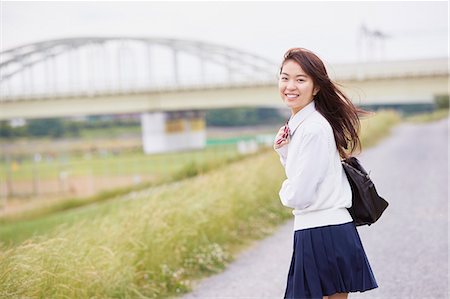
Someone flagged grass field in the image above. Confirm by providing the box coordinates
[0,148,289,298]
[0,109,403,298]
[0,134,268,211]
[1,143,238,181]
[403,108,449,123]
[0,144,240,210]
[0,149,259,245]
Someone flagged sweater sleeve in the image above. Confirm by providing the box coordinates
[279,131,329,209]
[274,144,288,167]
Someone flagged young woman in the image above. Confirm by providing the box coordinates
[273,48,378,299]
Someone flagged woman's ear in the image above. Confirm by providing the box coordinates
[313,86,320,96]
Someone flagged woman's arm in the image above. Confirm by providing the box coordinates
[273,125,290,167]
[279,130,329,209]
[275,145,288,167]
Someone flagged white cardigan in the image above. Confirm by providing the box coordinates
[275,100,353,231]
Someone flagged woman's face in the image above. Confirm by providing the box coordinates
[278,59,319,115]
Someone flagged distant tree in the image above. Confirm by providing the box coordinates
[434,94,449,109]
[206,107,284,126]
[0,121,13,138]
[64,121,81,137]
[27,118,65,138]
[0,121,28,138]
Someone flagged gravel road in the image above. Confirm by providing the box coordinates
[181,117,449,299]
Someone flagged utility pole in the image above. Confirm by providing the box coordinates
[357,23,390,62]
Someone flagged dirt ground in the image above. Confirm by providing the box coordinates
[0,124,277,217]
[0,174,156,218]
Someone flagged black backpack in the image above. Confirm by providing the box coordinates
[341,156,389,226]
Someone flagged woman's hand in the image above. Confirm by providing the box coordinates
[274,125,290,150]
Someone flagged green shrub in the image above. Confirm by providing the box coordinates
[434,94,449,109]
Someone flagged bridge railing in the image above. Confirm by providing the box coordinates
[0,74,277,101]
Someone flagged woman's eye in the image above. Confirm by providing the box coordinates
[297,79,304,82]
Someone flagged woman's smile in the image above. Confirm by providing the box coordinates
[285,93,299,100]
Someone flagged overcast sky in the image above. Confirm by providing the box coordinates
[1,1,448,64]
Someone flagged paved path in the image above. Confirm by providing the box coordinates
[182,117,449,299]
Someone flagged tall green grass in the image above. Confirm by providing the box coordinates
[403,108,449,123]
[0,148,289,298]
[0,152,255,245]
[0,109,402,298]
[359,109,402,149]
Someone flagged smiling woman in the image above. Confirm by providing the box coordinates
[273,48,378,299]
[278,60,320,116]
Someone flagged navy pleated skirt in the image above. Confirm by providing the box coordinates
[284,221,378,299]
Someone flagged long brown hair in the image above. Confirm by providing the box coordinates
[279,47,372,159]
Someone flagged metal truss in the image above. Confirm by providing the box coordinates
[0,37,278,99]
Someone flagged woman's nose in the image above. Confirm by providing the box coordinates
[286,80,296,90]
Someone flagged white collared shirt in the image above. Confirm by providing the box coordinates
[275,100,353,231]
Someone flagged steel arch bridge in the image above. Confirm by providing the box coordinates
[0,37,278,100]
[1,37,448,154]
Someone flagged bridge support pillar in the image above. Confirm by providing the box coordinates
[140,110,206,154]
